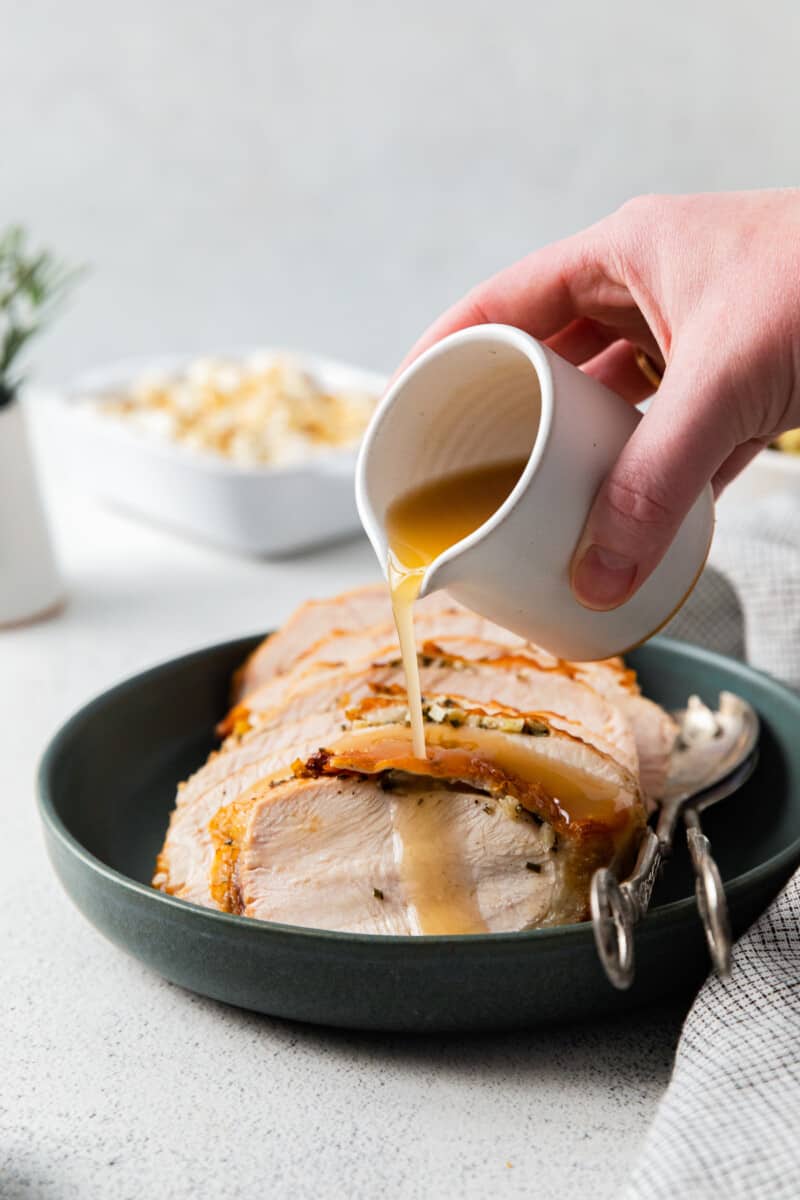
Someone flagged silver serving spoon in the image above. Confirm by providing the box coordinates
[591,692,760,990]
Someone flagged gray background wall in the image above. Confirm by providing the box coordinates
[3,0,798,383]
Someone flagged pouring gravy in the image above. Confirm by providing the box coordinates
[385,458,527,757]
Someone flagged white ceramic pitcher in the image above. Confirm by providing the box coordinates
[356,324,713,661]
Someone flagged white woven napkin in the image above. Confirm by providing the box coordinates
[624,491,800,1199]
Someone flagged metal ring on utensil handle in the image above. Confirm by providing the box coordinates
[685,815,733,977]
[591,828,662,990]
[590,869,635,990]
[590,726,755,990]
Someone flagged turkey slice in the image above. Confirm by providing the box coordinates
[234,583,466,698]
[213,719,644,934]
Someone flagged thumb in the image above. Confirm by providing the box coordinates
[570,363,733,610]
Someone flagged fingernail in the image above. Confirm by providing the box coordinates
[572,544,638,610]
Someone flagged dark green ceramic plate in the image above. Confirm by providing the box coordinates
[38,635,800,1033]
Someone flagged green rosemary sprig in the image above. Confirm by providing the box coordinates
[0,225,82,408]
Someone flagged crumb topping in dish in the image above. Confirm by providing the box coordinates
[86,353,376,467]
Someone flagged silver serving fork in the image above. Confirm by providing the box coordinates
[591,692,760,990]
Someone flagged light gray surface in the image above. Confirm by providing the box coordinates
[3,0,800,387]
[2,490,686,1200]
[1,3,790,1195]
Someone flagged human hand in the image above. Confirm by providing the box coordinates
[398,190,800,610]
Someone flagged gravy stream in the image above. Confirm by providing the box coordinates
[385,459,527,758]
[391,783,488,935]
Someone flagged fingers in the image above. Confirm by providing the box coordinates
[571,359,736,610]
[547,325,660,405]
[546,318,618,365]
[394,216,668,384]
[395,229,612,375]
[546,316,664,373]
[582,340,659,406]
[712,439,770,496]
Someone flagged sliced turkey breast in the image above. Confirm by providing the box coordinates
[155,655,636,903]
[231,622,674,794]
[232,585,673,794]
[153,584,674,935]
[573,663,677,801]
[233,584,391,698]
[153,708,350,903]
[209,719,644,934]
[412,636,677,802]
[228,609,525,720]
[237,647,639,771]
[233,583,466,699]
[229,777,564,935]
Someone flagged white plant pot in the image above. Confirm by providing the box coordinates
[0,398,63,626]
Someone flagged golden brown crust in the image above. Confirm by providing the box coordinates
[209,796,255,913]
[298,742,642,843]
[215,703,252,740]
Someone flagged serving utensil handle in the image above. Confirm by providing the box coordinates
[591,828,662,990]
[684,811,732,977]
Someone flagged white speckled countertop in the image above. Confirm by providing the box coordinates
[1,464,686,1200]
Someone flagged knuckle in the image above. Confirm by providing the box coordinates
[614,192,684,235]
[605,196,668,290]
[616,193,660,223]
[603,472,676,531]
[462,286,494,328]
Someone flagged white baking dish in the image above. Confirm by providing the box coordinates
[36,350,386,556]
